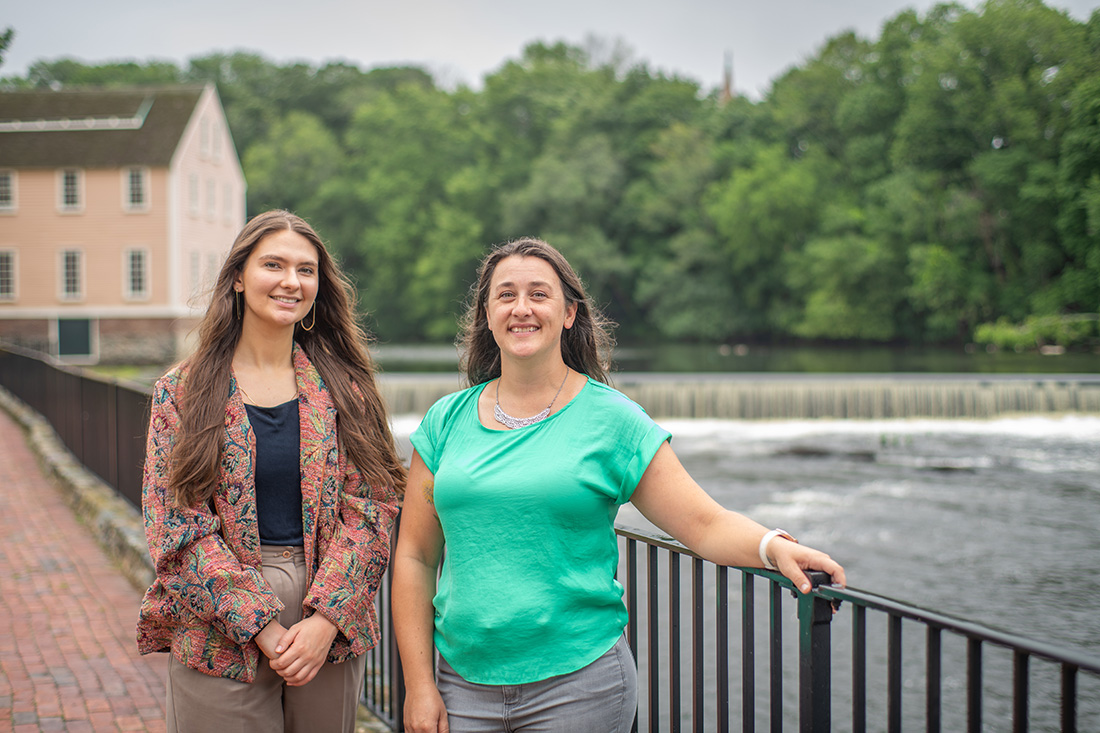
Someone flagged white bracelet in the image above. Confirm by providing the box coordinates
[758,528,797,571]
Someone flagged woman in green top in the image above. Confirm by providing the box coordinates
[392,238,846,733]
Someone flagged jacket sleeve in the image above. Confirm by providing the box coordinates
[303,451,400,649]
[141,376,283,645]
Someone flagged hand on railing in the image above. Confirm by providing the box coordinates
[764,532,846,598]
[789,569,843,613]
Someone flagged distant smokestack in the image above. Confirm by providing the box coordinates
[720,50,734,104]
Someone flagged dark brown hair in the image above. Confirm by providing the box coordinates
[458,237,615,386]
[169,210,405,507]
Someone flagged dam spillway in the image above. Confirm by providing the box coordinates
[376,373,1100,420]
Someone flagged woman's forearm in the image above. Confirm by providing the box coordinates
[632,443,845,592]
[392,555,441,692]
[687,509,773,567]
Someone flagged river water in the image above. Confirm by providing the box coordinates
[391,412,1100,730]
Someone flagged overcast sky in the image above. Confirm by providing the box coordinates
[4,1,1097,100]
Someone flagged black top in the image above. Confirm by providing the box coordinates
[245,398,304,546]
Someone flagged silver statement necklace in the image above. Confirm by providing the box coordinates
[494,368,570,429]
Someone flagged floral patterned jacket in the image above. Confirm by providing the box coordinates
[136,345,400,682]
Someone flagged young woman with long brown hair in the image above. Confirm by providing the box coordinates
[393,238,845,733]
[137,210,405,732]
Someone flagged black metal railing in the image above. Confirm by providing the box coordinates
[615,528,855,731]
[363,525,1100,732]
[0,344,150,508]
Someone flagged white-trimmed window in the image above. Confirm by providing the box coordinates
[200,117,211,158]
[59,249,84,301]
[124,248,150,300]
[123,167,150,211]
[0,249,16,301]
[188,174,200,217]
[206,252,219,289]
[189,251,201,296]
[58,169,84,213]
[212,122,223,163]
[0,170,17,213]
[222,183,234,224]
[206,179,217,221]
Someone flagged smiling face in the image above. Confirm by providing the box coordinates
[233,228,319,332]
[486,255,578,364]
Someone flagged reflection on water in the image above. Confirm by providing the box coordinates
[373,342,1100,374]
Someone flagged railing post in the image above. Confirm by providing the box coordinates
[1013,651,1029,733]
[967,638,982,732]
[392,515,406,733]
[669,551,681,732]
[770,581,783,730]
[716,565,729,733]
[392,628,405,732]
[1061,663,1077,733]
[742,573,755,733]
[852,606,866,733]
[647,544,660,733]
[927,626,942,733]
[691,558,704,733]
[797,571,834,733]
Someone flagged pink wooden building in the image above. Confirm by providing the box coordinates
[0,84,245,363]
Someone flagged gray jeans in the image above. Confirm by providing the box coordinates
[437,634,637,733]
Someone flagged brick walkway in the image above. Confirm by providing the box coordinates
[0,408,168,732]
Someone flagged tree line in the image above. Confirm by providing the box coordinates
[3,0,1099,350]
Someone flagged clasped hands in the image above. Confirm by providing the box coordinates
[255,613,339,686]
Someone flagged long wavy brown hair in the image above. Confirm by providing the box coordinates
[458,237,615,387]
[169,210,406,508]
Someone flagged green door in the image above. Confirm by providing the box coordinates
[57,318,92,357]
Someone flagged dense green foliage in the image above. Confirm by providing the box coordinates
[0,28,13,67]
[3,1,1098,349]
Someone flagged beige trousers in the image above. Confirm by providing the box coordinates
[166,545,365,733]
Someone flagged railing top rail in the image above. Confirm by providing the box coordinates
[815,583,1100,674]
[0,342,154,395]
[615,522,1100,676]
[617,522,824,582]
[1,341,81,373]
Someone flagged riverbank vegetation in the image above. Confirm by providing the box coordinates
[3,0,1098,351]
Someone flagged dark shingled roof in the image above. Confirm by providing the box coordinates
[0,86,207,168]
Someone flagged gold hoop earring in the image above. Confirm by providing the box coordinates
[301,303,316,331]
[235,289,242,320]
